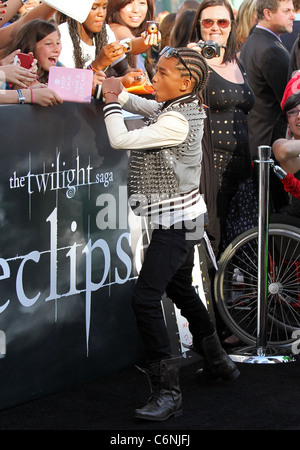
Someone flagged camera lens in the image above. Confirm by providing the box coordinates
[202,46,216,59]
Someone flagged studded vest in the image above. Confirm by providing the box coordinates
[127,98,206,216]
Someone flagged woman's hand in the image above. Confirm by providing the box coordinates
[187,42,201,51]
[0,1,7,23]
[0,49,20,66]
[93,69,107,85]
[93,41,125,71]
[120,69,147,88]
[91,69,107,95]
[30,87,63,107]
[0,64,38,88]
[27,52,38,75]
[142,30,161,47]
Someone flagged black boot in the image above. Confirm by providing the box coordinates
[195,331,240,382]
[135,357,182,421]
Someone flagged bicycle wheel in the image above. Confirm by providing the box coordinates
[214,223,300,346]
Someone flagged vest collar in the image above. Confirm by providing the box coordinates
[162,93,197,110]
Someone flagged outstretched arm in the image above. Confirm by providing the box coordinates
[0,2,56,49]
[273,138,300,174]
[0,86,63,106]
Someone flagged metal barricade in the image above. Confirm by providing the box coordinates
[230,146,296,363]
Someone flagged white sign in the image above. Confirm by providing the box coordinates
[175,247,207,354]
[42,0,94,23]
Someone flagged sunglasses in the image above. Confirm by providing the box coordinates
[159,46,193,79]
[200,18,231,29]
[286,108,300,117]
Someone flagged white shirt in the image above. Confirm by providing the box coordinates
[103,91,207,227]
[106,90,190,150]
[58,22,125,68]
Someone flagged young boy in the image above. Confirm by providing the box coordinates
[102,46,240,422]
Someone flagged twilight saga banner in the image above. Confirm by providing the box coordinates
[0,101,207,411]
[0,101,149,409]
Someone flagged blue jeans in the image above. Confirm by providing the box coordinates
[131,219,215,362]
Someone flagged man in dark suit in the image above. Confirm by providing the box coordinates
[240,0,295,160]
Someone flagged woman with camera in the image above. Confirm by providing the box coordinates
[188,0,255,345]
[188,0,255,254]
[106,0,160,78]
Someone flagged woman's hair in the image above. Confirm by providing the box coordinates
[173,47,209,105]
[189,0,237,63]
[171,9,196,47]
[6,19,59,84]
[159,12,176,49]
[59,14,108,68]
[107,0,154,37]
[282,92,300,122]
[236,0,257,50]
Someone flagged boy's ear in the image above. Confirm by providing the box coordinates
[180,76,195,93]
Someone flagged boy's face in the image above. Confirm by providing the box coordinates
[152,56,194,102]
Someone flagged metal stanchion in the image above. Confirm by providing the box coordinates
[256,145,270,357]
[229,146,296,363]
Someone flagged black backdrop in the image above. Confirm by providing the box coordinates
[0,101,149,410]
[0,100,206,411]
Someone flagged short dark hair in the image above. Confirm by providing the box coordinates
[282,92,300,121]
[256,0,283,21]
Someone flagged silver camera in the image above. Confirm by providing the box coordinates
[197,40,221,59]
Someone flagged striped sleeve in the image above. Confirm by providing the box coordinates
[103,102,123,118]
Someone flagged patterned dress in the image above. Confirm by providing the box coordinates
[207,65,255,253]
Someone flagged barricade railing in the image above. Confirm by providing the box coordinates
[230,145,296,363]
